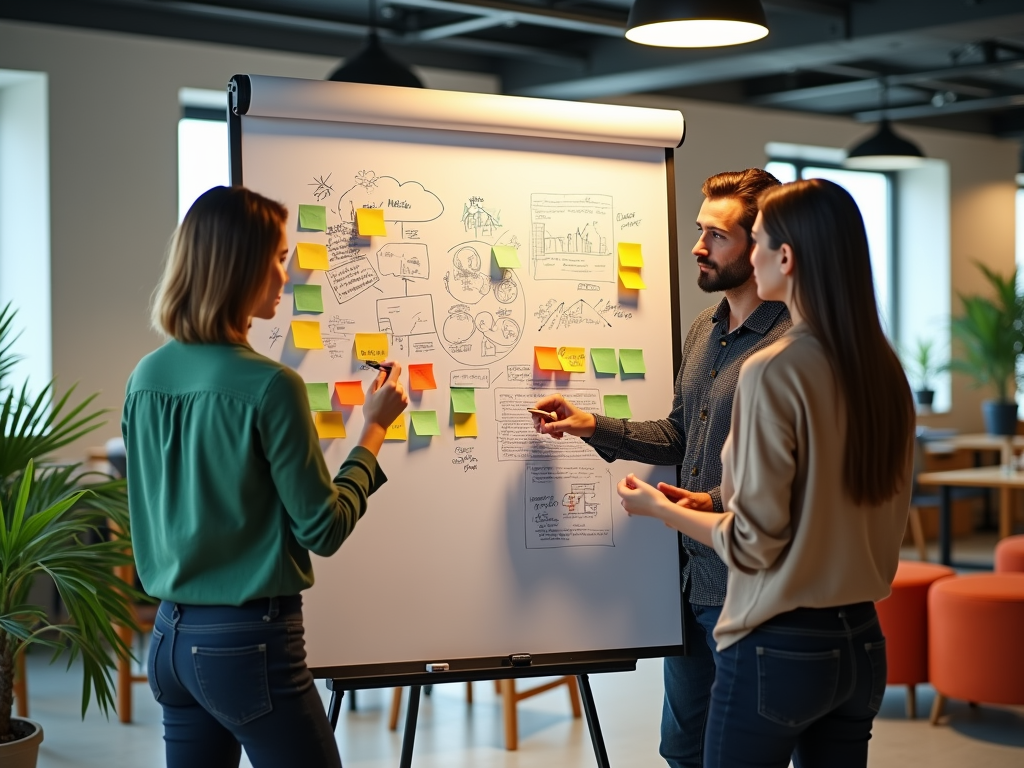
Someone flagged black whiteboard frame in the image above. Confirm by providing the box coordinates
[227,74,686,686]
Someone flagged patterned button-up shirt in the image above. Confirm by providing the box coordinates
[587,297,791,605]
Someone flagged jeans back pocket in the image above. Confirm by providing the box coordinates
[757,646,841,728]
[147,627,166,703]
[192,644,272,726]
[864,639,887,713]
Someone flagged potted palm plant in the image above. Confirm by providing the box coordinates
[901,337,943,409]
[0,303,139,767]
[948,263,1024,436]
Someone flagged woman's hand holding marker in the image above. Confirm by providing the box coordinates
[359,361,408,452]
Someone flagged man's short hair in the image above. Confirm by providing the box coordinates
[701,168,781,237]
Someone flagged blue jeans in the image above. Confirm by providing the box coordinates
[704,602,887,768]
[661,601,722,768]
[148,595,341,768]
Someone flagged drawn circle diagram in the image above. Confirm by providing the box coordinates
[439,240,526,366]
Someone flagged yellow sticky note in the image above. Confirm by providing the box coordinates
[355,333,389,361]
[296,242,329,270]
[291,320,324,349]
[535,346,562,371]
[618,242,644,268]
[385,415,407,441]
[557,346,587,373]
[314,411,347,439]
[454,412,478,437]
[335,381,365,406]
[619,268,646,290]
[356,208,388,237]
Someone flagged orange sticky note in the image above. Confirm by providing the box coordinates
[535,346,562,371]
[619,268,646,290]
[618,242,644,268]
[314,412,347,439]
[408,363,437,391]
[557,346,587,373]
[291,320,324,349]
[296,242,329,270]
[356,208,387,237]
[454,412,478,437]
[385,415,407,441]
[335,381,365,406]
[355,333,389,361]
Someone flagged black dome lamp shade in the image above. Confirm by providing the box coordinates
[626,0,769,48]
[327,0,423,88]
[845,119,925,170]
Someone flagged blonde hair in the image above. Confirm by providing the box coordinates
[153,186,288,343]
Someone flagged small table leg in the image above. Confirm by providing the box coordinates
[939,484,952,567]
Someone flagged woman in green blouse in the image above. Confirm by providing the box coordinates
[122,186,407,768]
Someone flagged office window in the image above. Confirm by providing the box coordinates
[177,106,229,223]
[764,160,892,334]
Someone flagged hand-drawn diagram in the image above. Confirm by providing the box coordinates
[531,194,614,282]
[535,298,613,332]
[377,243,429,280]
[377,294,437,351]
[327,255,380,305]
[525,462,614,548]
[462,196,501,238]
[336,171,443,238]
[494,388,602,462]
[309,173,334,201]
[439,241,526,366]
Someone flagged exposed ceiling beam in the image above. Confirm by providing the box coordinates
[390,0,625,37]
[71,0,586,67]
[405,14,513,42]
[763,0,847,19]
[855,93,1024,122]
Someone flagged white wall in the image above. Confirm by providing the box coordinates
[0,69,50,395]
[0,18,1018,452]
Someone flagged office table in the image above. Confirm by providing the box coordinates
[916,466,1023,567]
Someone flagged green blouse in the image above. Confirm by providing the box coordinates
[121,340,385,605]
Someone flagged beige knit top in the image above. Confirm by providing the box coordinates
[710,325,912,650]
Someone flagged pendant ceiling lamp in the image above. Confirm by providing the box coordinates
[626,0,769,48]
[845,81,925,170]
[328,0,423,88]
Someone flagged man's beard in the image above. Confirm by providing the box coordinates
[696,255,754,293]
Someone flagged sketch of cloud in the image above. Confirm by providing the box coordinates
[338,175,443,223]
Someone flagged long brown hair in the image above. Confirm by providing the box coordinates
[759,178,913,505]
[153,186,288,343]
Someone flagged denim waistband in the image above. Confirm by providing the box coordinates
[157,594,303,625]
[758,601,877,636]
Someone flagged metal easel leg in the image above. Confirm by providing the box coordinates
[577,674,611,768]
[399,685,422,768]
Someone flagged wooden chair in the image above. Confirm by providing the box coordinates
[388,676,582,750]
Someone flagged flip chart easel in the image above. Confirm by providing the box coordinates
[227,74,687,765]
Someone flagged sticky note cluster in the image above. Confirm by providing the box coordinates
[618,242,646,290]
[534,346,646,376]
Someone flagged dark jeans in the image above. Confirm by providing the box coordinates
[661,601,722,768]
[149,595,341,768]
[704,601,887,768]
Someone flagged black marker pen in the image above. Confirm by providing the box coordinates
[364,360,393,374]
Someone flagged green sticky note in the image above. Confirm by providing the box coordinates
[298,204,327,231]
[591,348,617,374]
[410,410,441,436]
[305,382,332,412]
[491,245,521,269]
[603,394,632,419]
[293,284,324,313]
[619,348,647,375]
[451,387,476,414]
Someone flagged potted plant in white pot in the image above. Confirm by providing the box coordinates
[948,264,1024,436]
[901,337,944,409]
[0,303,139,767]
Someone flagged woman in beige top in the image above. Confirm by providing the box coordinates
[619,178,914,768]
